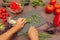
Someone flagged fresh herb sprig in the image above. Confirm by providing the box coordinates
[32,14,39,24]
[23,32,52,40]
[31,0,45,7]
[26,18,32,23]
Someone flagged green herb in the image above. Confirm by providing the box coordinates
[38,0,43,2]
[26,18,31,23]
[31,1,39,7]
[38,2,45,6]
[23,32,52,40]
[32,14,39,24]
[31,0,45,7]
[26,14,39,24]
[39,33,52,38]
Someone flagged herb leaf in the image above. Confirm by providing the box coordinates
[31,0,45,7]
[23,32,52,40]
[32,14,39,24]
[26,18,31,23]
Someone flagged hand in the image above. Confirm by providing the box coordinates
[28,26,39,40]
[13,18,26,31]
[0,18,26,40]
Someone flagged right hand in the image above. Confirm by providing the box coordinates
[28,26,39,40]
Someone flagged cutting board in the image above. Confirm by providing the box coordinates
[12,9,46,35]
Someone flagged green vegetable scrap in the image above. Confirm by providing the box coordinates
[38,2,45,6]
[39,0,43,2]
[26,18,31,23]
[23,32,52,40]
[38,0,45,6]
[31,0,45,7]
[31,1,39,7]
[39,33,52,40]
[32,14,39,24]
[26,14,39,24]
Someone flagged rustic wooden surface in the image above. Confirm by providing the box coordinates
[0,0,60,40]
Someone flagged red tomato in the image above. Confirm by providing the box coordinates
[2,13,6,16]
[10,2,21,12]
[55,8,60,15]
[10,2,18,9]
[50,0,56,5]
[10,4,16,9]
[54,4,60,10]
[2,16,6,19]
[54,15,60,27]
[0,10,2,14]
[45,4,54,13]
[1,8,6,13]
[0,15,2,18]
[16,7,21,10]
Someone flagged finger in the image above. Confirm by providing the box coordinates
[16,18,24,23]
[23,18,26,22]
[18,18,24,21]
[21,19,26,25]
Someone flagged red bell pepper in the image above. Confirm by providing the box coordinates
[54,15,60,27]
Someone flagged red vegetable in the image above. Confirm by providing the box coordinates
[50,0,56,5]
[2,16,6,19]
[0,10,2,14]
[55,8,60,15]
[54,4,60,10]
[0,8,10,24]
[1,8,6,13]
[10,2,21,12]
[54,15,60,27]
[10,2,17,9]
[45,4,54,13]
[0,15,2,18]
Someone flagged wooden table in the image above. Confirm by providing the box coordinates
[0,0,60,40]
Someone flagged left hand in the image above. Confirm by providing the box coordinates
[0,18,26,40]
